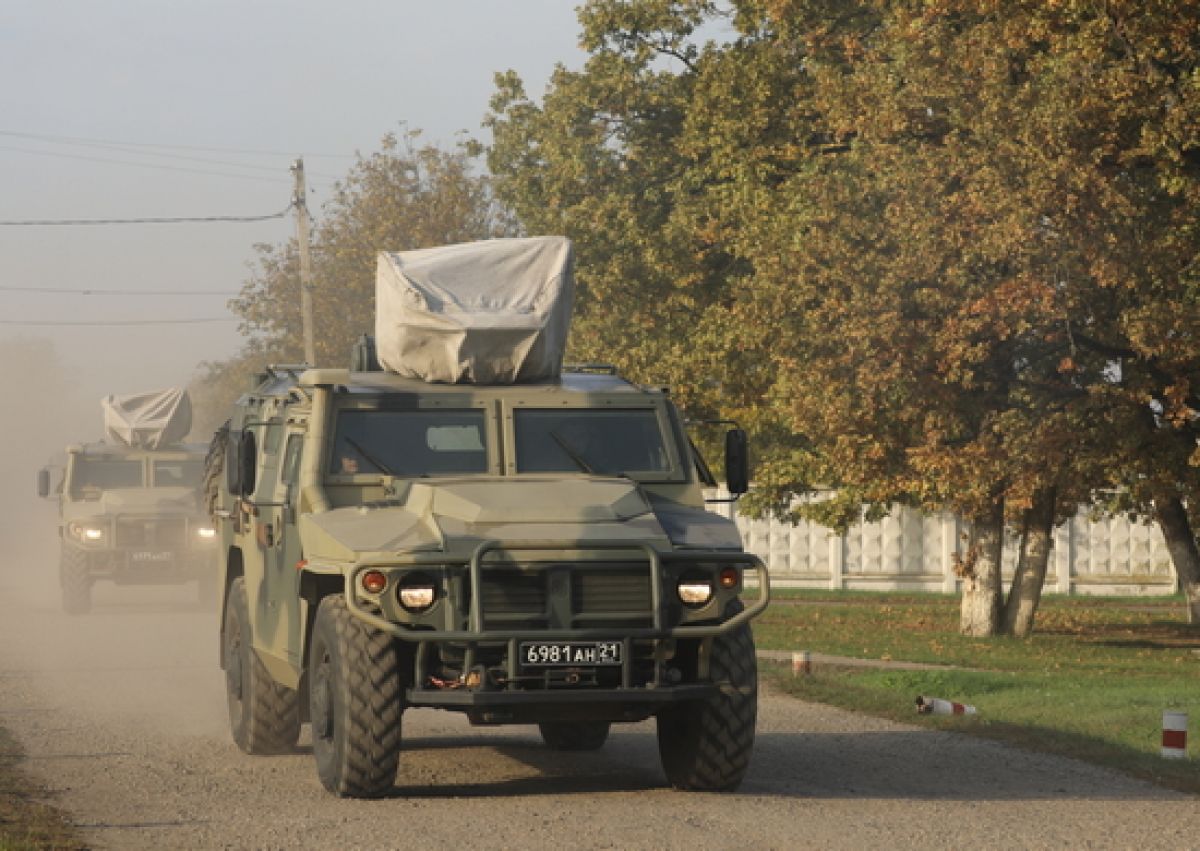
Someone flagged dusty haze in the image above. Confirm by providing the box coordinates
[3,341,1200,849]
[0,335,228,741]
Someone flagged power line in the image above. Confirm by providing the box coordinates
[0,317,237,326]
[0,144,293,184]
[1,139,343,182]
[0,131,347,181]
[8,138,314,175]
[0,285,239,295]
[0,129,355,159]
[0,206,292,226]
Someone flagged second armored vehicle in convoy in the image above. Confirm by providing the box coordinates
[38,389,218,613]
[208,237,769,797]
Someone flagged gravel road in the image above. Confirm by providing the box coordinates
[1,566,1196,850]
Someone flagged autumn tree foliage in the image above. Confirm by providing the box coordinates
[487,0,1200,633]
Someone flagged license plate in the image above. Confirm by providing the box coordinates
[131,551,174,563]
[520,641,623,667]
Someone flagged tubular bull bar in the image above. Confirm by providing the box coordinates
[343,540,768,705]
[342,539,769,643]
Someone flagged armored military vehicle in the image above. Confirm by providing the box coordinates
[38,389,218,614]
[208,237,769,797]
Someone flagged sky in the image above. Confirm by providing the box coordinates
[0,0,586,404]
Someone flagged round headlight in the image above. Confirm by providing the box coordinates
[677,579,713,607]
[397,573,437,612]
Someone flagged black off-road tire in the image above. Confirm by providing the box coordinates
[656,607,758,792]
[309,595,404,798]
[59,546,92,616]
[538,721,611,751]
[203,421,229,518]
[223,577,300,754]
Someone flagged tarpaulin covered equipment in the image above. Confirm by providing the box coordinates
[374,236,574,384]
[102,388,192,449]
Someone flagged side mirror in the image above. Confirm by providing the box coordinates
[238,430,258,497]
[37,468,50,498]
[225,432,242,496]
[724,428,749,495]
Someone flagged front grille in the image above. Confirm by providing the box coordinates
[115,518,188,548]
[573,568,651,616]
[474,562,653,629]
[480,569,545,618]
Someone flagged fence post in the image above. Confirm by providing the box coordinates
[941,512,958,594]
[1055,515,1073,594]
[829,530,845,590]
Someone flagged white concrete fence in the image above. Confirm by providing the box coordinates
[708,495,1178,596]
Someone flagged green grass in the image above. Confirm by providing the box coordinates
[755,590,1200,795]
[0,728,81,851]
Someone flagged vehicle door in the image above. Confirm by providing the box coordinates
[250,424,304,670]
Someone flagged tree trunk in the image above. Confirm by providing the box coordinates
[960,499,1005,637]
[1003,487,1055,638]
[1153,495,1200,625]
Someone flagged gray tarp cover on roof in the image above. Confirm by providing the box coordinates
[101,388,192,449]
[374,236,574,384]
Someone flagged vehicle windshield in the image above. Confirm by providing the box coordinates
[152,459,203,488]
[69,458,143,496]
[331,409,488,477]
[514,409,672,475]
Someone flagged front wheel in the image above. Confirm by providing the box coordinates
[309,595,404,798]
[223,577,300,754]
[656,607,758,792]
[538,721,611,751]
[59,547,92,616]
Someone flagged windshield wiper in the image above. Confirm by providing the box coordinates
[549,431,596,474]
[343,437,397,477]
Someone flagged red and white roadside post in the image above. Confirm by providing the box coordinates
[1162,711,1188,759]
[915,695,977,716]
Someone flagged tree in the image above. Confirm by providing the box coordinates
[488,0,1200,632]
[487,1,786,426]
[756,0,1200,630]
[195,132,513,415]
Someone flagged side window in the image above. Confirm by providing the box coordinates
[263,420,284,456]
[281,434,303,492]
[250,425,283,501]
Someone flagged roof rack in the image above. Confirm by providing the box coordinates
[266,364,310,378]
[562,363,619,375]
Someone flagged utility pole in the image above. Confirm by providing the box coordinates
[291,158,316,365]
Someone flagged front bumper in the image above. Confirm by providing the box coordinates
[343,539,769,642]
[336,539,768,713]
[68,545,215,582]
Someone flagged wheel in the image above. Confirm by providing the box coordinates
[656,605,758,792]
[203,422,229,518]
[538,721,611,751]
[59,546,92,616]
[223,577,300,754]
[309,595,404,798]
